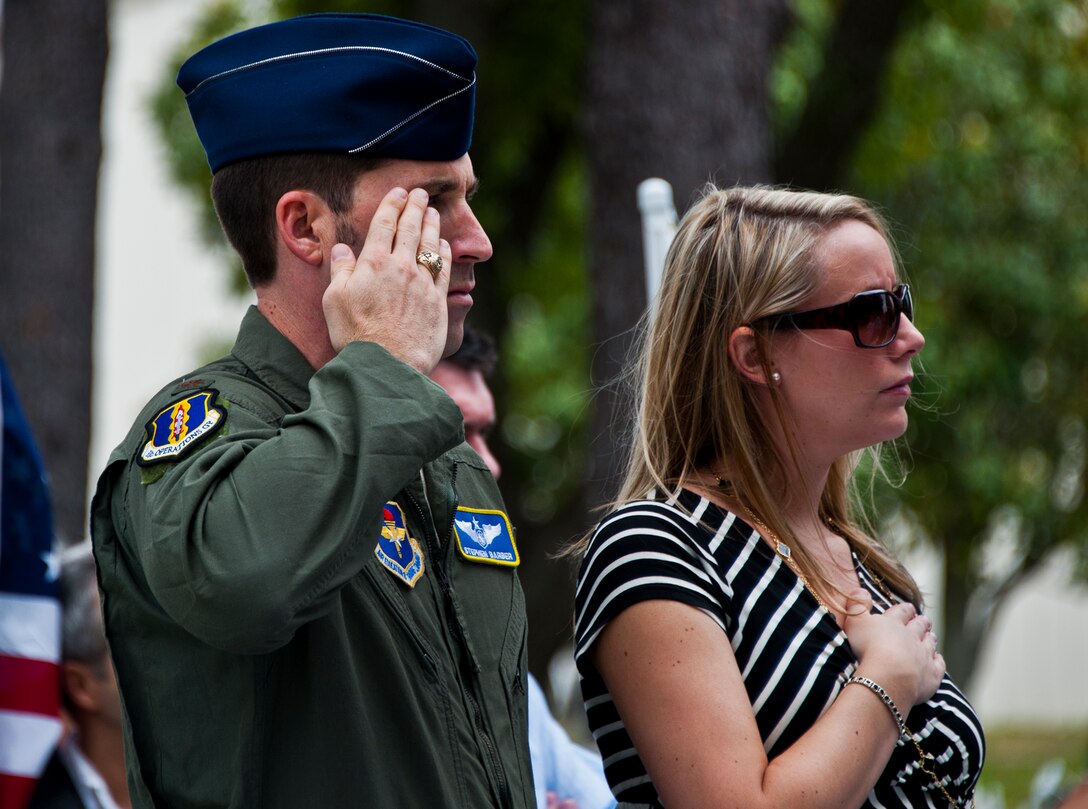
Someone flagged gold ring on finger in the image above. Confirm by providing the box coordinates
[416,250,443,279]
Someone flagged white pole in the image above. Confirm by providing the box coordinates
[637,178,678,312]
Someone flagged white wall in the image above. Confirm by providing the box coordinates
[895,543,1088,725]
[95,0,1088,729]
[971,549,1088,725]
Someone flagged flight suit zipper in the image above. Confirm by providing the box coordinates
[404,482,513,808]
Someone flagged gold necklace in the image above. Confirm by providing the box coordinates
[709,475,829,609]
[737,505,832,613]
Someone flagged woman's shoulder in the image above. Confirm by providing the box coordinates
[574,489,741,653]
[594,487,703,530]
[587,487,748,560]
[598,487,692,518]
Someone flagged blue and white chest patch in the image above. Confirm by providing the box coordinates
[138,390,226,466]
[375,502,425,587]
[453,507,519,567]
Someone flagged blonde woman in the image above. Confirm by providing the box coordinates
[572,186,983,807]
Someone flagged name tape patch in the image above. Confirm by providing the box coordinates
[453,507,519,568]
[138,390,226,466]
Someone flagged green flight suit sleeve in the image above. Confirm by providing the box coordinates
[113,341,463,654]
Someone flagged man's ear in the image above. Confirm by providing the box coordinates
[61,660,99,714]
[728,325,776,386]
[275,190,331,267]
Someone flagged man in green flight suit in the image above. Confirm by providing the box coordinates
[90,13,533,808]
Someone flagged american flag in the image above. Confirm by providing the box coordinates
[0,357,61,809]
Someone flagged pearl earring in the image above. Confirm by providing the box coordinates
[771,371,782,383]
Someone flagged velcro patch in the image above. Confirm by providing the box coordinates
[138,390,226,466]
[375,502,425,587]
[453,507,519,567]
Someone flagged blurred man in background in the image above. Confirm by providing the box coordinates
[30,542,129,809]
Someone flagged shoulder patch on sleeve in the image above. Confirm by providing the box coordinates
[453,507,519,567]
[137,389,227,466]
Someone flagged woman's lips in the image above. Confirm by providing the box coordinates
[882,375,913,396]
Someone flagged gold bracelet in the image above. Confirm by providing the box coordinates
[846,676,972,806]
[845,675,907,738]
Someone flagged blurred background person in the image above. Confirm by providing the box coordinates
[29,541,129,809]
[1062,779,1088,809]
[430,327,614,809]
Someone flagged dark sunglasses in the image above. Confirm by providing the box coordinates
[759,284,913,348]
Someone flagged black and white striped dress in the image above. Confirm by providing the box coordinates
[573,488,984,808]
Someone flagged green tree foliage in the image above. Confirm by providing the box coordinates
[779,0,1088,684]
[148,1,251,293]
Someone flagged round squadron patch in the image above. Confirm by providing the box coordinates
[138,389,226,466]
[375,502,425,587]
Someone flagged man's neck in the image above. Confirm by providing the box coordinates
[76,721,131,809]
[256,290,334,370]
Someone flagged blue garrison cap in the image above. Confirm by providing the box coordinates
[177,13,477,172]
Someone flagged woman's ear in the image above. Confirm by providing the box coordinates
[275,190,331,267]
[728,325,777,386]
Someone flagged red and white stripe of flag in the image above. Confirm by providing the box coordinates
[0,593,63,808]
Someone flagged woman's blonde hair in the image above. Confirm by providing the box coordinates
[575,184,921,608]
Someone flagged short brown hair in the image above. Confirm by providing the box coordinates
[443,326,498,377]
[210,153,384,286]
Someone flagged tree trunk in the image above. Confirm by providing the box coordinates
[941,527,1041,692]
[775,0,924,190]
[941,546,983,688]
[0,0,109,543]
[582,0,788,511]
